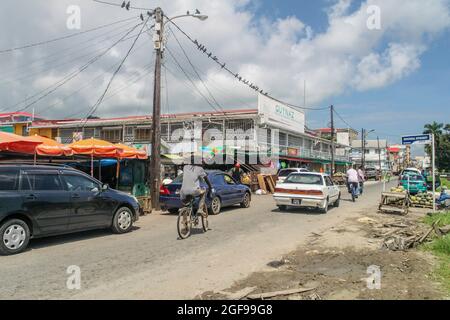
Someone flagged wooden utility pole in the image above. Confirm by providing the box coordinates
[361,128,365,168]
[330,105,335,177]
[377,136,382,180]
[150,8,163,210]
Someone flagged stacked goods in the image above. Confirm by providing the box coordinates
[390,186,407,194]
[409,192,434,208]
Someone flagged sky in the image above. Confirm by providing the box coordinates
[0,0,449,148]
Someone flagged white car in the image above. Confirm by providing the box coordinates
[273,172,340,213]
[277,168,309,183]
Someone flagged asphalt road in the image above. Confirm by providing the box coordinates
[0,180,395,299]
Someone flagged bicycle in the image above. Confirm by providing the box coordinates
[177,195,209,239]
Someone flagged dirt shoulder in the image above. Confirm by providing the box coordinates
[201,206,447,300]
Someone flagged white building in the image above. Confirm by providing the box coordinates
[350,139,389,170]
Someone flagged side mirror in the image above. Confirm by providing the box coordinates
[102,184,109,191]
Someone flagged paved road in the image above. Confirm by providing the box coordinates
[0,181,394,299]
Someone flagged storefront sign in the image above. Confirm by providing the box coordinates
[258,94,305,134]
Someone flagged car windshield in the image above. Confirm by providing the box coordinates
[279,170,295,177]
[284,174,323,185]
[405,175,424,181]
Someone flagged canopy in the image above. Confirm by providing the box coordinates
[0,131,42,154]
[69,138,120,157]
[26,134,73,157]
[115,143,148,160]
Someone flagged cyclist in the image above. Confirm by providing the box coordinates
[180,155,214,217]
[346,165,360,202]
[357,166,366,195]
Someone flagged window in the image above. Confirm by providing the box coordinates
[223,175,236,185]
[284,174,323,185]
[23,173,62,191]
[63,175,99,192]
[325,176,334,186]
[135,128,151,141]
[101,129,122,143]
[278,169,296,177]
[212,174,225,185]
[0,170,18,191]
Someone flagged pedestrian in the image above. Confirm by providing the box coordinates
[229,163,244,184]
[358,166,365,195]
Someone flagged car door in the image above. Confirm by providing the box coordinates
[61,173,113,230]
[20,170,71,235]
[211,174,230,204]
[324,176,338,201]
[223,174,245,205]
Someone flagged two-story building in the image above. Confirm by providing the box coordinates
[350,139,389,170]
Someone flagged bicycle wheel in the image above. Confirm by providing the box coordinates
[177,207,192,239]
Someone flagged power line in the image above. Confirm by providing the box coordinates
[0,18,140,83]
[93,0,153,11]
[165,46,231,118]
[1,22,144,113]
[0,16,139,55]
[167,18,330,112]
[80,18,152,127]
[168,26,228,116]
[333,108,359,134]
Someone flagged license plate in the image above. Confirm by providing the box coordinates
[292,199,302,205]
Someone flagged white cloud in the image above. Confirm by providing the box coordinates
[0,0,449,119]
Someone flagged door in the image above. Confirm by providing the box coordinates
[20,171,71,235]
[211,174,230,204]
[324,176,338,201]
[223,174,245,205]
[62,174,114,230]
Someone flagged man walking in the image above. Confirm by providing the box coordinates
[358,166,366,195]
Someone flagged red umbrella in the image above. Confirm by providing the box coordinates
[0,131,42,154]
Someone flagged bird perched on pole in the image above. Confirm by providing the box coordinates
[125,1,131,10]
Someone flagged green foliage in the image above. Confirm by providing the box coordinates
[423,211,450,227]
[423,122,450,171]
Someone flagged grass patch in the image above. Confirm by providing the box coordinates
[438,177,450,192]
[423,211,450,227]
[423,211,450,294]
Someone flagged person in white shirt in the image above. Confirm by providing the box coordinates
[346,166,360,201]
[357,166,366,195]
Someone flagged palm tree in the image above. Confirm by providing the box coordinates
[423,121,444,136]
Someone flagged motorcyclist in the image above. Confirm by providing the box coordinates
[180,154,214,217]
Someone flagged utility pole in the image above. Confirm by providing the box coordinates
[361,128,365,168]
[377,136,382,180]
[330,105,335,177]
[150,7,163,211]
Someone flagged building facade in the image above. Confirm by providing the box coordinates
[350,139,389,170]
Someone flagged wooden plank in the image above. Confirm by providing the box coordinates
[265,176,275,193]
[247,287,316,300]
[257,175,267,193]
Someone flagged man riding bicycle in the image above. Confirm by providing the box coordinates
[346,165,360,202]
[180,155,214,217]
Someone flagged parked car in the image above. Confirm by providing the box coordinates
[277,168,309,183]
[273,172,340,213]
[364,167,378,180]
[160,170,251,215]
[400,168,422,177]
[399,174,428,194]
[0,165,141,255]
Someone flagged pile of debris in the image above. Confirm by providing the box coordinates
[372,218,450,251]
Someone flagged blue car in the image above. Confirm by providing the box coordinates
[160,170,251,215]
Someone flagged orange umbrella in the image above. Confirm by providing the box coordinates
[26,135,73,157]
[115,143,148,160]
[0,131,42,154]
[69,138,122,177]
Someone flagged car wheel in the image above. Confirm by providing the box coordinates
[278,205,288,211]
[319,199,329,214]
[334,194,341,207]
[111,207,134,234]
[210,196,222,215]
[0,219,30,256]
[240,192,251,208]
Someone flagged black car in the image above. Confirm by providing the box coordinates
[0,165,141,255]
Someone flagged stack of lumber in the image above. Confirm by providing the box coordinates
[257,174,277,193]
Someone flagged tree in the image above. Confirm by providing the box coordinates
[424,122,450,171]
